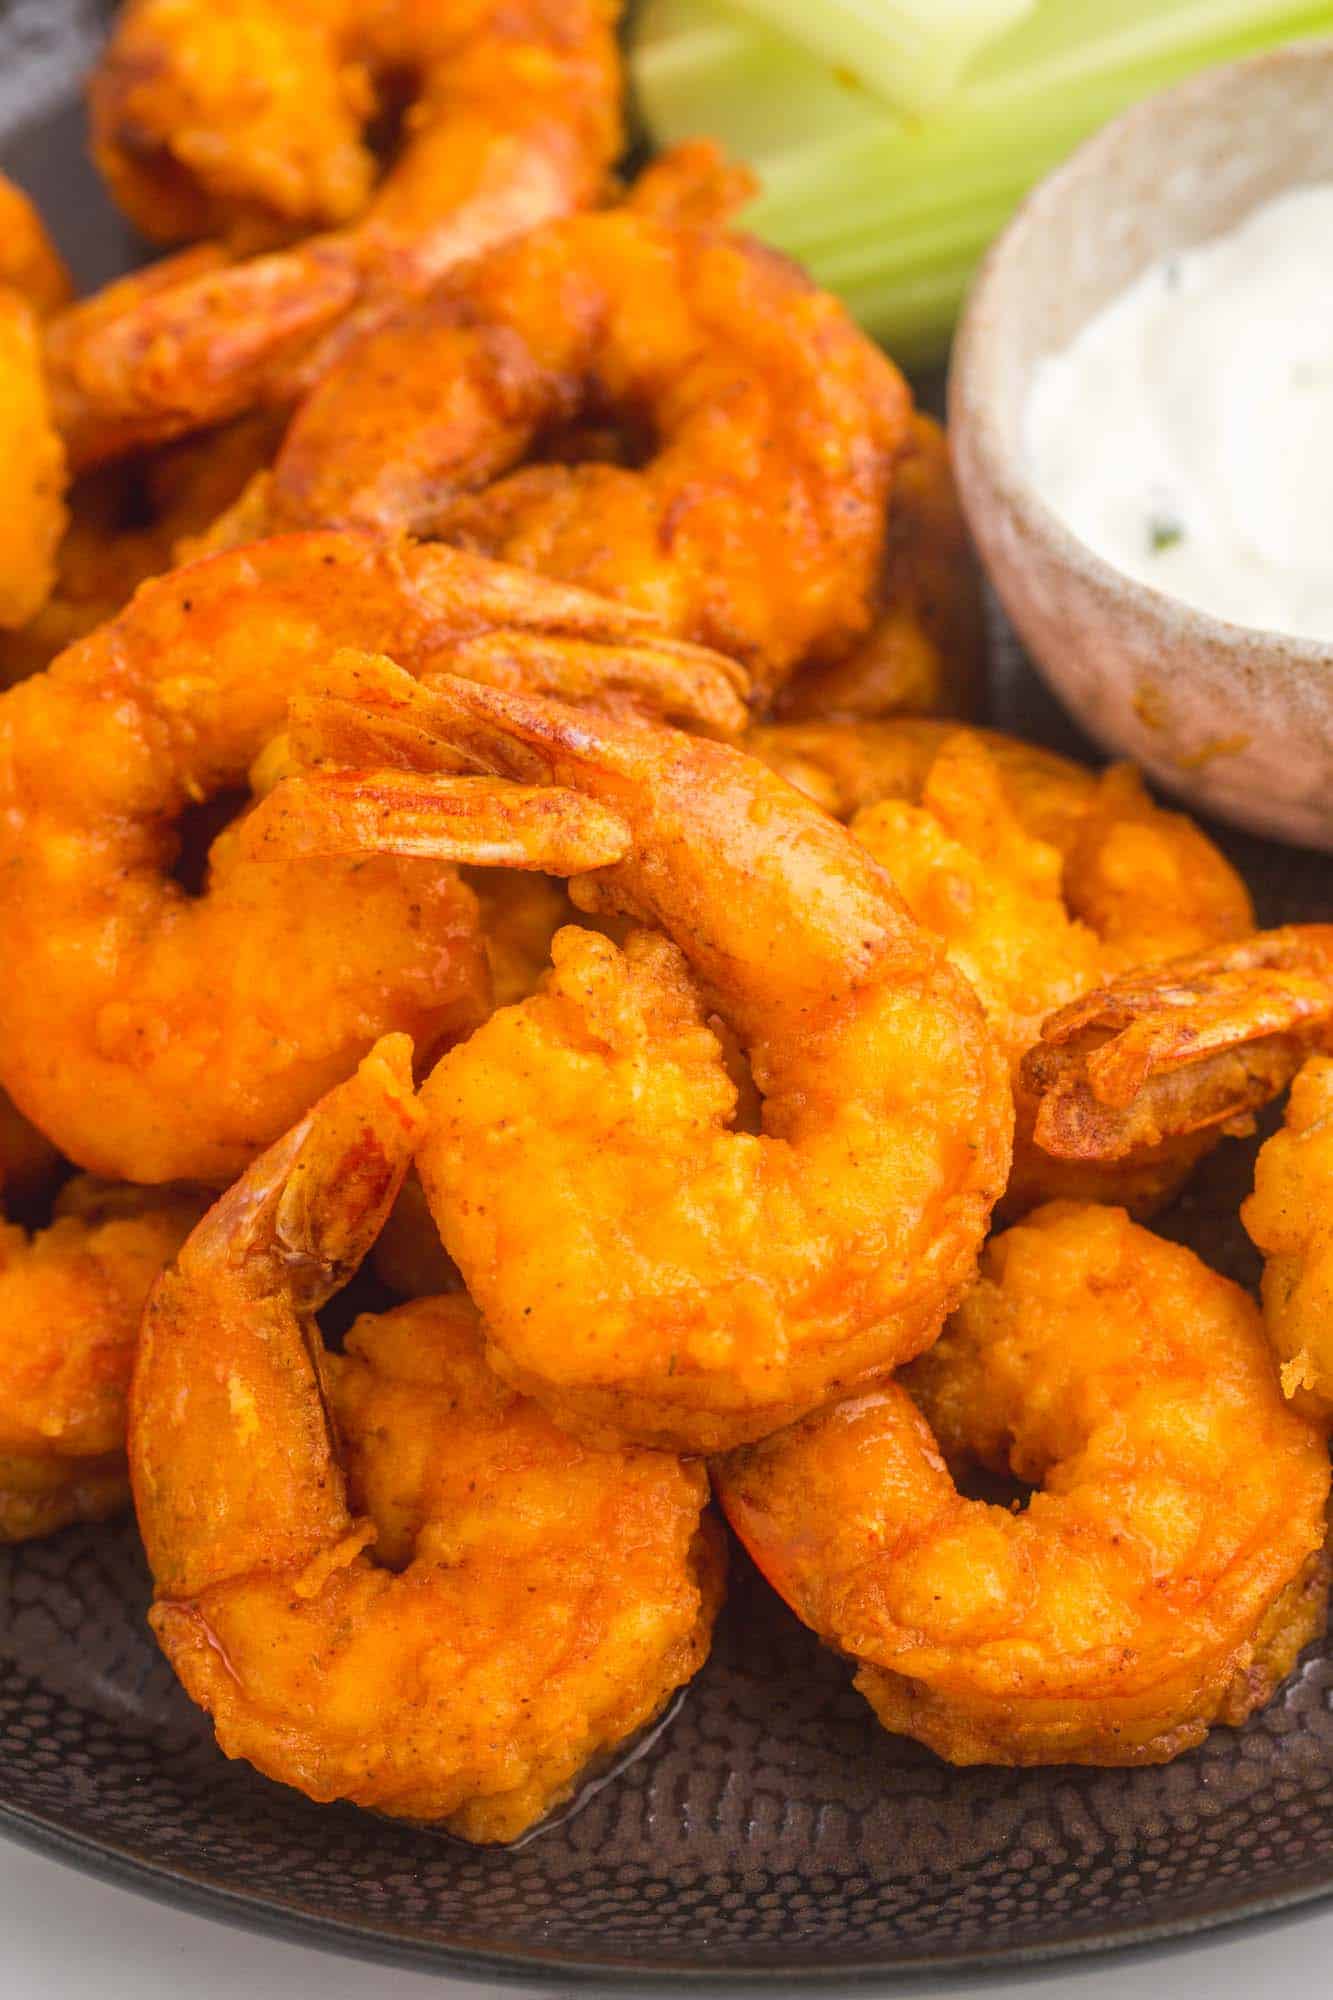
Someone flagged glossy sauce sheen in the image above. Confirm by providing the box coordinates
[1025,182,1333,643]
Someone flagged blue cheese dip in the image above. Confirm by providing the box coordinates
[1024,182,1333,643]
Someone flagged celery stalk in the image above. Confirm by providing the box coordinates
[631,0,1333,361]
[716,0,1036,113]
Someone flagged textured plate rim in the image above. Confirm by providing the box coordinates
[5,1790,1333,1989]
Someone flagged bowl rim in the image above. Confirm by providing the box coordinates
[948,34,1333,675]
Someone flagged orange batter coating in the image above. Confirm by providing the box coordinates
[717,1201,1330,1767]
[1244,1056,1333,1423]
[53,2,623,467]
[0,410,284,685]
[92,0,383,249]
[131,1038,722,1843]
[776,416,984,723]
[227,207,910,701]
[748,719,1253,1214]
[241,675,1011,1451]
[0,298,72,634]
[0,1178,205,1542]
[0,175,70,632]
[0,533,746,1184]
[0,174,72,317]
[92,0,621,251]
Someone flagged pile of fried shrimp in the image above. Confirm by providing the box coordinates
[0,0,1329,1849]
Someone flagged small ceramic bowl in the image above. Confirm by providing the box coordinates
[950,39,1333,851]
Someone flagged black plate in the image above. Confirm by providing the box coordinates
[3,2,1333,1985]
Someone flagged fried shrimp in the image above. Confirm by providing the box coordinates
[0,1178,205,1542]
[1017,926,1333,1416]
[53,3,623,468]
[0,530,741,1184]
[92,0,621,250]
[775,416,984,723]
[242,674,1011,1450]
[229,207,911,700]
[748,718,1253,1214]
[131,1038,722,1842]
[91,0,383,248]
[0,529,747,1184]
[1244,1056,1333,1422]
[717,1202,1330,1767]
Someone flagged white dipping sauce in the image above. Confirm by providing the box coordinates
[1025,181,1333,643]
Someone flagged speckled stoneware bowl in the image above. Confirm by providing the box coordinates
[951,40,1333,852]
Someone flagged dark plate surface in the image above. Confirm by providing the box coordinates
[3,3,1333,1985]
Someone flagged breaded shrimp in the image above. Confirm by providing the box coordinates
[240,674,1012,1451]
[717,1202,1330,1767]
[775,416,984,723]
[0,533,740,1184]
[53,2,623,466]
[748,719,1253,1214]
[1244,1056,1333,1422]
[131,1038,722,1842]
[92,0,621,251]
[1018,927,1333,1415]
[0,1178,205,1542]
[231,207,911,700]
[91,0,382,248]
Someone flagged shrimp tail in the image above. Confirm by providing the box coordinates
[241,767,631,872]
[131,1035,423,1599]
[1024,926,1333,1161]
[237,661,650,872]
[179,1030,424,1308]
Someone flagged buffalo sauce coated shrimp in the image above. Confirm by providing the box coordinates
[0,532,741,1184]
[53,2,623,467]
[92,0,622,250]
[0,1178,206,1541]
[239,675,1012,1451]
[748,719,1254,1214]
[232,207,912,701]
[1016,926,1333,1415]
[0,1070,201,1543]
[131,1038,722,1842]
[716,1202,1330,1767]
